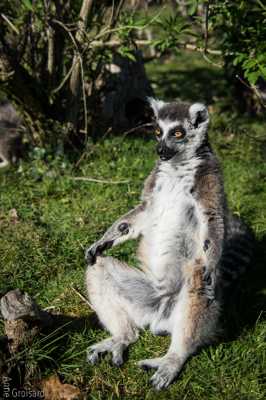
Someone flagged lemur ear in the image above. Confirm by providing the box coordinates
[189,103,209,128]
[147,97,166,119]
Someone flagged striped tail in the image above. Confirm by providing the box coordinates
[219,213,254,290]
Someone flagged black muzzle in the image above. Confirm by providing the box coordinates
[157,143,176,161]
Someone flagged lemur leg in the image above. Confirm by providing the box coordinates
[86,256,155,366]
[139,263,220,390]
[85,203,146,264]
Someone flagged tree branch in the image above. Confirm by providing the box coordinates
[236,74,266,108]
[204,1,210,54]
[44,0,55,86]
[88,38,222,56]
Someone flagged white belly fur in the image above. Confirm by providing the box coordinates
[138,162,207,281]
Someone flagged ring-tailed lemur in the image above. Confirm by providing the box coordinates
[85,99,253,390]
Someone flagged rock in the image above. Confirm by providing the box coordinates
[0,289,53,353]
[0,289,41,321]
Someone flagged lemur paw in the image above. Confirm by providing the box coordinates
[85,246,97,265]
[85,240,114,265]
[150,366,177,390]
[86,339,126,367]
[86,347,99,365]
[138,354,180,390]
[111,349,124,367]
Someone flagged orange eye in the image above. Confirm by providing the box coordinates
[155,128,161,136]
[175,131,184,139]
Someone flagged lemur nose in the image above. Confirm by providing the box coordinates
[157,143,164,155]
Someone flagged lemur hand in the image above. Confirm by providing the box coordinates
[85,244,97,265]
[85,239,114,265]
[85,222,130,265]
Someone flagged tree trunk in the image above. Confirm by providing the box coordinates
[91,50,153,137]
[67,0,94,132]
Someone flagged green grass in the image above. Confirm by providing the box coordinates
[0,51,266,399]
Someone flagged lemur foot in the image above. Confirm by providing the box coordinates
[138,353,181,390]
[87,338,126,367]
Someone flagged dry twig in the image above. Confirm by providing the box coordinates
[69,176,130,184]
[122,122,154,138]
[70,285,94,309]
[1,13,19,35]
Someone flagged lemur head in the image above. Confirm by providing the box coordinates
[148,98,209,161]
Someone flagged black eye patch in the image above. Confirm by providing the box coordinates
[169,126,186,138]
[155,125,163,137]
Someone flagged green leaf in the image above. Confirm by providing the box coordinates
[22,0,33,11]
[243,59,258,69]
[258,64,266,78]
[188,0,199,16]
[118,47,136,62]
[245,71,259,85]
[124,52,136,62]
[233,54,245,66]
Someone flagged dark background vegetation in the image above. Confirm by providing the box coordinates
[0,1,265,399]
[1,0,266,148]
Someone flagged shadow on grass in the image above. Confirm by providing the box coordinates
[1,312,101,393]
[47,311,101,333]
[241,234,266,322]
[224,234,266,339]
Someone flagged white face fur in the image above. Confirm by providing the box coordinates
[148,98,209,161]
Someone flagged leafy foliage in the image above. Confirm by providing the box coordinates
[152,13,192,53]
[0,1,154,145]
[146,0,266,113]
[210,0,266,93]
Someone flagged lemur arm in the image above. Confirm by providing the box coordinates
[201,173,224,260]
[85,202,147,265]
[85,168,157,265]
[193,171,225,300]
